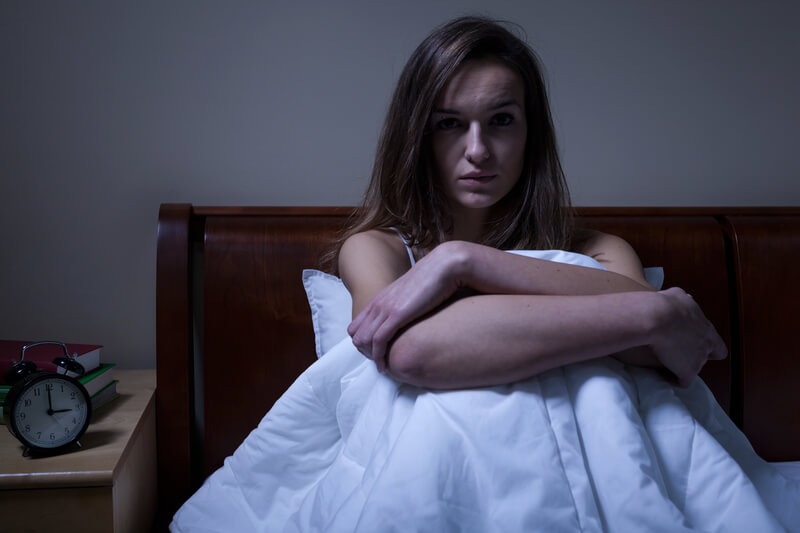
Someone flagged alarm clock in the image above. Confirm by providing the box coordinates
[3,371,92,454]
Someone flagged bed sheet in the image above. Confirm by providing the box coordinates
[172,251,799,532]
[774,462,800,481]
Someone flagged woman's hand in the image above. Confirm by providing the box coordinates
[348,241,468,372]
[647,287,728,387]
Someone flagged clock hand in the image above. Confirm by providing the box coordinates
[47,388,54,416]
[51,408,73,413]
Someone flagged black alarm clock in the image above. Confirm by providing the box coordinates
[3,372,92,454]
[2,341,92,455]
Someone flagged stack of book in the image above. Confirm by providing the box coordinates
[0,340,119,419]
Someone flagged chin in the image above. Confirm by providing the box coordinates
[459,192,505,209]
[455,199,501,214]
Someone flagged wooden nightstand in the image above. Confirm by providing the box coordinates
[0,369,157,533]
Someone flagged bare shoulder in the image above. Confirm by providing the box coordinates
[578,230,637,262]
[339,229,412,314]
[340,228,402,253]
[577,229,652,288]
[339,229,410,276]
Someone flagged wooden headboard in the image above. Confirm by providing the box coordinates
[155,204,800,524]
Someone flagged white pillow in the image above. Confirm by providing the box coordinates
[302,269,353,358]
[301,266,664,359]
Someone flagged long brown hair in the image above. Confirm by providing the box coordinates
[331,16,572,270]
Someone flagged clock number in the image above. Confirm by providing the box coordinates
[24,424,31,433]
[33,387,41,397]
[70,391,77,400]
[50,433,56,441]
[46,383,54,392]
[23,399,31,407]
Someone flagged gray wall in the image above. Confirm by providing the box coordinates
[1,1,798,369]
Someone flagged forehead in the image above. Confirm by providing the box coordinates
[435,59,525,109]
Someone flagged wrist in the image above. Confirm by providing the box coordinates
[435,240,473,288]
[638,291,673,352]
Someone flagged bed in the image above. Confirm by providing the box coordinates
[154,204,800,529]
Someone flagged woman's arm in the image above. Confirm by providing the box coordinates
[458,231,655,296]
[386,288,723,389]
[340,230,726,389]
[342,231,654,361]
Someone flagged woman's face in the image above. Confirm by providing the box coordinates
[430,59,527,218]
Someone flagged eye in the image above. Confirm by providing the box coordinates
[490,113,514,126]
[435,117,461,130]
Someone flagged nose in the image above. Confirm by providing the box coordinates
[465,122,490,163]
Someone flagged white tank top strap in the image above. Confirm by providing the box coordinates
[389,227,417,267]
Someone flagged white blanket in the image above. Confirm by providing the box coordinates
[172,251,799,532]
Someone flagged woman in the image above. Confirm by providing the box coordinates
[172,16,798,532]
[339,16,723,389]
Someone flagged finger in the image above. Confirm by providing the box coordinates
[372,340,385,370]
[710,344,728,360]
[371,316,402,368]
[347,308,367,337]
[353,338,373,360]
[347,313,361,338]
[353,308,389,359]
[350,326,374,360]
[375,351,387,373]
[371,326,391,374]
[370,334,392,372]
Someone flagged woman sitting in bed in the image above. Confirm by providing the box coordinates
[338,18,722,391]
[172,16,798,533]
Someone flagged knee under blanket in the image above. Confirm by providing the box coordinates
[172,251,799,532]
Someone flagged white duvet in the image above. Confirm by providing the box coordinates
[172,251,799,532]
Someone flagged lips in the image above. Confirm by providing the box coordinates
[459,173,496,185]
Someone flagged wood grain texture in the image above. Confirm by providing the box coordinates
[113,391,158,533]
[725,215,800,461]
[155,203,194,523]
[0,486,114,532]
[202,215,348,477]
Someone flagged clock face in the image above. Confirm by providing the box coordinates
[7,374,91,450]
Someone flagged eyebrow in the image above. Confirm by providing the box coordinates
[433,99,521,115]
